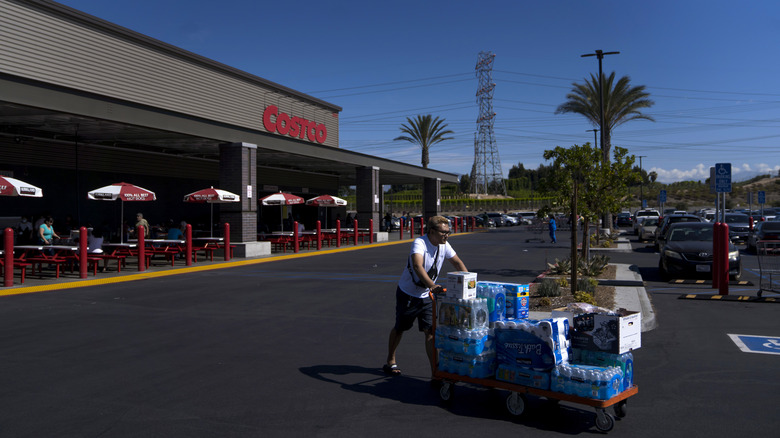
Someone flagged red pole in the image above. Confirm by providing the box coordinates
[4,228,14,287]
[79,226,88,278]
[369,219,374,243]
[420,217,424,236]
[185,224,192,266]
[137,226,146,272]
[316,220,322,250]
[720,223,730,295]
[223,223,231,261]
[749,216,754,232]
[353,219,358,245]
[399,217,404,240]
[293,221,300,253]
[712,222,721,288]
[410,217,415,238]
[336,220,341,248]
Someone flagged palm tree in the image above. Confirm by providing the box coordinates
[394,115,454,168]
[555,72,654,162]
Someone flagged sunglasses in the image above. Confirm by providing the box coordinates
[434,228,451,236]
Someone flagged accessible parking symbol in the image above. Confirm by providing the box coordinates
[728,334,780,355]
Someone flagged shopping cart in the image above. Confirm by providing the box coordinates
[756,240,780,297]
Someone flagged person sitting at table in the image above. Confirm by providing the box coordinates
[297,221,305,234]
[168,221,186,240]
[87,228,104,254]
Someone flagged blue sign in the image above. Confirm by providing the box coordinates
[759,191,766,204]
[728,334,780,356]
[659,190,667,203]
[715,163,731,193]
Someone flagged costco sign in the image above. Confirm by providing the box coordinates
[262,105,327,144]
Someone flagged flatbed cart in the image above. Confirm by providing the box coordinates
[431,294,638,433]
[433,369,638,432]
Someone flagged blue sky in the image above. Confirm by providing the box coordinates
[57,0,780,183]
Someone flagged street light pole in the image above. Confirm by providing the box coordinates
[639,155,646,206]
[581,50,619,164]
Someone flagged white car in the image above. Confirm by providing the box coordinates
[638,217,660,242]
[633,209,660,234]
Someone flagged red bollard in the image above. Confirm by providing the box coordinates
[410,217,415,238]
[185,224,192,266]
[420,217,424,235]
[79,226,88,278]
[719,223,730,295]
[353,219,358,245]
[336,220,341,248]
[4,228,14,287]
[316,221,322,250]
[399,218,404,240]
[712,222,721,289]
[369,219,374,243]
[138,226,146,272]
[749,216,754,232]
[293,221,300,253]
[223,223,231,261]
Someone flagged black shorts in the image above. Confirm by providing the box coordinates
[394,287,432,333]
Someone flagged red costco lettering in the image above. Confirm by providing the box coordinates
[262,105,328,144]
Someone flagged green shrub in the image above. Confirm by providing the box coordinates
[573,291,598,306]
[556,277,569,288]
[547,258,571,275]
[537,279,561,297]
[578,255,610,277]
[539,297,552,307]
[576,277,597,294]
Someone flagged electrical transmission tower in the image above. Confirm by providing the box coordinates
[470,51,506,196]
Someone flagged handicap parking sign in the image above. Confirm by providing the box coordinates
[728,334,780,355]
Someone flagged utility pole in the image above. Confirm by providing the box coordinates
[638,155,647,208]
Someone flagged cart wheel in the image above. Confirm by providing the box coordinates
[614,400,627,418]
[506,392,526,416]
[595,409,615,432]
[439,382,453,402]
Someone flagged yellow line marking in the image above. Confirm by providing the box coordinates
[711,295,723,299]
[0,232,480,297]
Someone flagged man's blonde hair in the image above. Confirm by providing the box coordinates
[427,215,449,234]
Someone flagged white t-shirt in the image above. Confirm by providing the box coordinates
[398,235,457,298]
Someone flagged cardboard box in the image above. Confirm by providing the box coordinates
[446,272,477,299]
[553,308,641,354]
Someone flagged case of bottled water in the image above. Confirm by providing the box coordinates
[477,282,506,325]
[438,349,496,378]
[496,364,550,389]
[574,349,634,391]
[435,326,493,356]
[550,363,623,400]
[436,297,489,330]
[478,281,529,319]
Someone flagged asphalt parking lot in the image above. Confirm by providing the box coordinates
[0,226,777,437]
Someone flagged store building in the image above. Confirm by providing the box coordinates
[0,0,457,256]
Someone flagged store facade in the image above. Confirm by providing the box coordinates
[0,0,457,256]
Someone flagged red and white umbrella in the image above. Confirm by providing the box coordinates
[260,192,304,231]
[305,194,347,207]
[306,195,347,228]
[0,176,43,197]
[183,187,241,237]
[88,182,156,242]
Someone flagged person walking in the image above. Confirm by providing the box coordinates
[384,215,468,385]
[548,214,557,243]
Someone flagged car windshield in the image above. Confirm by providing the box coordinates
[668,226,713,242]
[724,215,749,224]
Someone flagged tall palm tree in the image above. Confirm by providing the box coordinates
[394,115,454,168]
[555,72,654,162]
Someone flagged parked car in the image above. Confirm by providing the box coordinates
[502,214,519,226]
[658,222,742,281]
[654,214,703,250]
[633,209,660,234]
[616,212,633,227]
[485,212,505,227]
[723,213,751,243]
[516,211,537,225]
[638,217,659,243]
[746,220,780,253]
